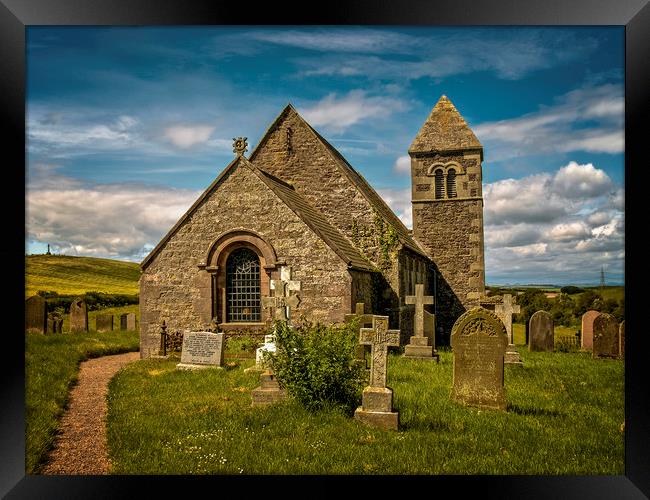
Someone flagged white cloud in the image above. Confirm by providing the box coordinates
[547,222,591,242]
[163,125,216,149]
[393,155,411,174]
[552,161,614,198]
[377,188,412,228]
[299,90,408,134]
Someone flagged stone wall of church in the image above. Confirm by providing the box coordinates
[397,248,434,344]
[139,163,353,358]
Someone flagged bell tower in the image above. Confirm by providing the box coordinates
[409,95,486,338]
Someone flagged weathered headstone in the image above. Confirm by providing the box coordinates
[619,320,625,359]
[592,313,619,359]
[120,312,137,331]
[528,310,554,352]
[354,315,400,430]
[69,298,88,333]
[176,331,226,369]
[403,284,437,360]
[25,295,47,334]
[450,307,508,411]
[344,302,374,365]
[581,310,600,350]
[495,294,523,365]
[251,369,288,406]
[96,314,113,333]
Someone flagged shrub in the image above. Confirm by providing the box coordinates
[266,319,365,415]
[560,286,584,295]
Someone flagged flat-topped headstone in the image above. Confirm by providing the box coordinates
[354,315,400,430]
[25,295,47,334]
[619,320,625,359]
[69,298,88,333]
[120,312,137,331]
[528,310,554,352]
[495,294,523,365]
[581,310,600,350]
[592,313,619,359]
[403,284,437,360]
[96,314,114,333]
[176,331,226,369]
[451,307,508,411]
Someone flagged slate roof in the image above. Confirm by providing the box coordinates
[409,95,483,155]
[140,155,375,272]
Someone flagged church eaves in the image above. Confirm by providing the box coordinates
[408,95,483,156]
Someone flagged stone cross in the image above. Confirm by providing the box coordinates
[262,265,301,323]
[359,316,400,388]
[405,284,434,337]
[494,294,520,344]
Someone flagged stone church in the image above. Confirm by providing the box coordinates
[139,95,486,358]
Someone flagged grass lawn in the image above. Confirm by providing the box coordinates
[25,328,140,474]
[106,347,624,475]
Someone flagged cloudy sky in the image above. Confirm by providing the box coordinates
[26,26,624,286]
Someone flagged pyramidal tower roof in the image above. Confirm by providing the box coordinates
[409,95,482,154]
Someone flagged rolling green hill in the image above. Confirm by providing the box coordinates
[25,255,141,297]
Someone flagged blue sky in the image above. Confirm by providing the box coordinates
[25,26,624,286]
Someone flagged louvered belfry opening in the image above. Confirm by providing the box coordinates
[225,248,261,322]
[446,169,457,198]
[434,169,445,199]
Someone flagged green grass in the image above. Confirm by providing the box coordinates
[26,254,141,297]
[513,323,579,346]
[25,328,140,474]
[106,348,624,475]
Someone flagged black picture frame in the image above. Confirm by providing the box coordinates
[3,1,647,498]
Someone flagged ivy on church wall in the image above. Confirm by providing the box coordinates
[350,209,400,272]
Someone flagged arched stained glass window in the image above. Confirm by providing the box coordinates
[446,169,457,198]
[434,169,445,199]
[226,248,261,322]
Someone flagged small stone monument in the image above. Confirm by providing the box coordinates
[528,310,554,352]
[353,315,400,430]
[592,313,619,359]
[581,310,600,350]
[69,298,88,333]
[96,314,114,333]
[619,320,625,359]
[450,307,508,411]
[176,331,226,370]
[251,369,288,406]
[344,302,374,365]
[403,284,437,360]
[495,294,522,365]
[25,295,47,334]
[120,312,137,331]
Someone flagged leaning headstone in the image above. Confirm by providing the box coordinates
[176,331,226,370]
[495,294,522,365]
[528,310,554,352]
[581,310,600,350]
[451,307,508,411]
[25,295,47,334]
[619,320,625,359]
[592,313,619,359]
[403,284,437,360]
[353,315,400,430]
[69,298,88,333]
[96,314,113,333]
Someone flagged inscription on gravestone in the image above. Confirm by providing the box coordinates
[592,313,619,359]
[451,307,507,411]
[177,331,226,369]
[581,310,600,350]
[25,295,47,334]
[69,298,88,333]
[528,310,554,352]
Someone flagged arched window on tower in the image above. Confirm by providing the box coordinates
[225,248,261,322]
[446,168,457,198]
[434,169,444,199]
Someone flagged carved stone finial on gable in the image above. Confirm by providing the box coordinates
[233,137,248,156]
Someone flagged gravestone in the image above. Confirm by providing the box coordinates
[353,315,400,430]
[619,320,625,359]
[592,313,619,359]
[96,314,113,333]
[255,334,277,368]
[47,313,63,334]
[344,302,374,365]
[25,295,47,334]
[176,331,226,369]
[69,298,88,333]
[120,313,137,331]
[581,310,600,350]
[403,284,437,360]
[494,294,522,365]
[251,369,288,406]
[528,310,554,352]
[450,307,508,411]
